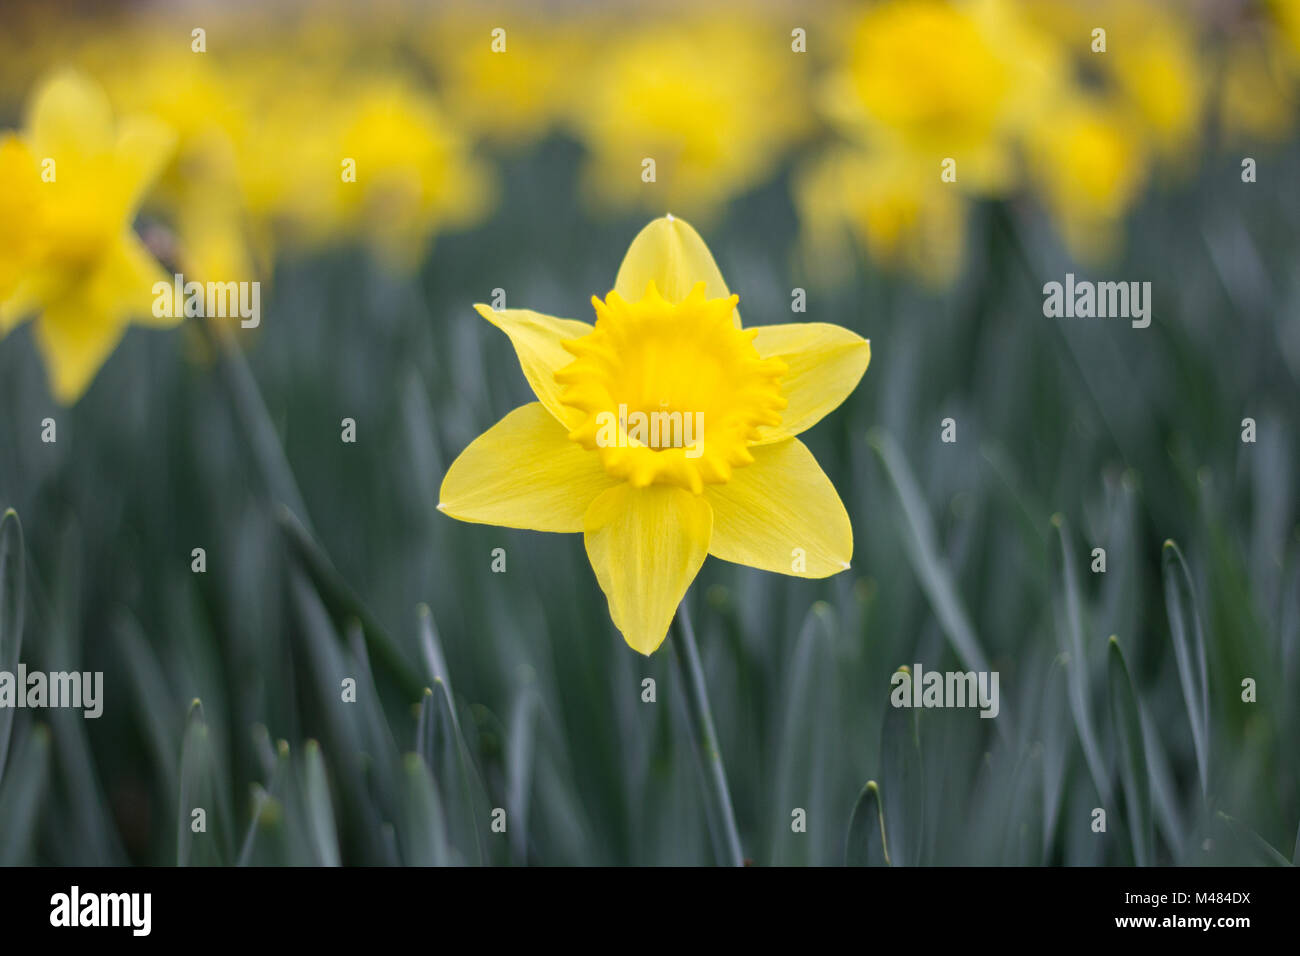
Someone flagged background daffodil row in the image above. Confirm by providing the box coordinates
[0,0,1297,868]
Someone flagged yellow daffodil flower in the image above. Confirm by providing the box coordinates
[438,217,870,654]
[1,70,177,403]
[1026,95,1148,263]
[1219,29,1298,145]
[331,76,492,269]
[821,0,1063,197]
[567,18,809,219]
[796,145,968,288]
[426,12,582,149]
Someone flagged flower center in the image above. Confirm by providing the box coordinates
[556,281,787,494]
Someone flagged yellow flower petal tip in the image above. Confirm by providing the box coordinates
[439,219,870,653]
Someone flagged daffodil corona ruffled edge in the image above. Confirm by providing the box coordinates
[438,217,870,654]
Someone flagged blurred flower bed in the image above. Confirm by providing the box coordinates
[0,0,1298,868]
[3,0,1299,399]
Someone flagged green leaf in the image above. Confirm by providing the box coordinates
[0,725,50,865]
[1215,812,1293,866]
[177,699,217,866]
[506,683,539,865]
[0,509,26,784]
[868,429,990,675]
[115,611,180,789]
[237,735,291,868]
[279,507,424,701]
[301,740,341,866]
[1107,637,1152,866]
[1049,514,1109,803]
[880,666,924,866]
[771,601,835,865]
[1161,540,1210,799]
[423,677,490,866]
[400,752,451,866]
[201,317,312,526]
[846,780,889,866]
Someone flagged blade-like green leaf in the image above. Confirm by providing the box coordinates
[869,429,990,675]
[1215,812,1293,866]
[1107,636,1152,866]
[400,752,451,866]
[0,725,50,865]
[771,601,835,865]
[301,740,341,866]
[1161,540,1210,798]
[238,736,291,867]
[506,683,539,865]
[880,666,924,866]
[279,507,424,701]
[177,699,215,866]
[425,677,490,866]
[0,509,26,783]
[1050,514,1110,803]
[846,780,889,866]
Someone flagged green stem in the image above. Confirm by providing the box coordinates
[670,601,744,867]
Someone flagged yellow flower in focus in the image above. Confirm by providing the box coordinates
[796,145,968,288]
[823,0,1063,195]
[438,217,870,654]
[568,19,809,218]
[1026,96,1148,263]
[0,71,177,403]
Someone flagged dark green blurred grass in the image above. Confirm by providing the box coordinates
[0,133,1297,865]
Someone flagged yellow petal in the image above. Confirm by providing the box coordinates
[113,116,177,214]
[473,304,591,429]
[705,438,852,578]
[752,323,870,443]
[32,296,127,404]
[613,216,741,326]
[28,70,115,157]
[583,483,712,655]
[439,402,617,533]
[97,234,178,327]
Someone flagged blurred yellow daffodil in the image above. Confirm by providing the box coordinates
[1026,94,1148,263]
[427,12,582,149]
[1,70,177,403]
[796,145,968,287]
[0,134,46,303]
[822,0,1062,196]
[438,217,870,654]
[568,18,809,219]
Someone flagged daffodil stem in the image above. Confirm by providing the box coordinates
[670,601,744,867]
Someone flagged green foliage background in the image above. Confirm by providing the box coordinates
[0,135,1297,866]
